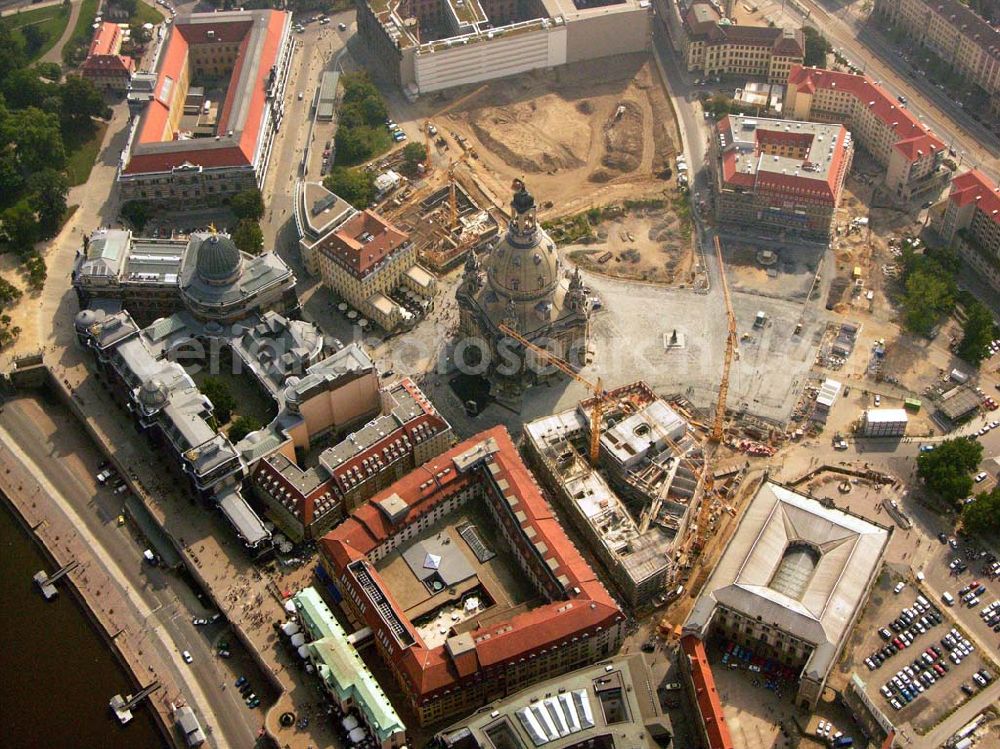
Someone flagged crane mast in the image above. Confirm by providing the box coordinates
[497,323,604,465]
[712,235,737,443]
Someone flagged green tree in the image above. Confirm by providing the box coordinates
[0,275,23,308]
[227,414,262,443]
[202,377,236,424]
[5,107,66,173]
[901,269,953,335]
[323,166,376,209]
[1,200,38,252]
[232,219,263,255]
[59,76,106,126]
[962,485,1000,536]
[120,200,152,231]
[24,252,45,290]
[21,25,48,57]
[334,125,377,165]
[402,142,427,169]
[34,62,62,82]
[0,22,27,81]
[116,0,139,15]
[1,68,59,112]
[229,188,264,221]
[917,438,983,506]
[802,26,831,68]
[27,168,68,237]
[0,154,23,202]
[957,300,995,366]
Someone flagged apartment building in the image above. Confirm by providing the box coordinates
[710,114,854,240]
[671,2,803,83]
[118,10,294,206]
[785,65,948,200]
[933,169,1000,292]
[251,376,452,541]
[319,427,625,726]
[81,22,135,92]
[873,0,1000,115]
[315,210,435,332]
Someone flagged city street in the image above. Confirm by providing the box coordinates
[0,397,259,749]
[791,0,1000,183]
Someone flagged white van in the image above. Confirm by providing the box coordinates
[894,582,906,594]
[916,595,929,608]
[942,591,955,606]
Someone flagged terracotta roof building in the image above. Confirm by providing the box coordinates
[709,114,853,240]
[315,209,436,332]
[680,635,734,749]
[118,10,294,206]
[667,3,804,84]
[785,65,949,201]
[81,22,135,92]
[251,376,452,541]
[319,426,625,726]
[934,169,1000,293]
[873,0,1000,116]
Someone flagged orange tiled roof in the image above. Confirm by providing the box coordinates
[320,426,624,702]
[124,11,287,175]
[948,169,1000,225]
[787,65,945,164]
[89,22,122,56]
[682,635,735,749]
[319,210,410,279]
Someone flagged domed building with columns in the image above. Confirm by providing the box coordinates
[72,228,298,326]
[457,180,591,406]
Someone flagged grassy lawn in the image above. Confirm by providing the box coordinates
[64,119,108,186]
[3,4,72,63]
[130,1,164,27]
[62,0,99,66]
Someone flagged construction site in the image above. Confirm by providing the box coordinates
[395,55,679,219]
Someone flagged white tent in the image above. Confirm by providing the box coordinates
[349,727,367,744]
[297,644,310,659]
[342,715,359,731]
[290,633,307,647]
[281,620,300,635]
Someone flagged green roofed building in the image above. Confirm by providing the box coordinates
[294,587,407,749]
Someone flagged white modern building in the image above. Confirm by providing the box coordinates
[684,481,891,709]
[861,409,908,438]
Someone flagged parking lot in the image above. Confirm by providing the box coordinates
[838,573,995,733]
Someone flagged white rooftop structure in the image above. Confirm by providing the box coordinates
[863,408,908,423]
[685,481,890,682]
[816,378,842,409]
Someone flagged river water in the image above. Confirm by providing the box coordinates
[0,498,168,749]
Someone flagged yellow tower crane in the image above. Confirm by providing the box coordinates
[497,323,606,465]
[711,235,737,443]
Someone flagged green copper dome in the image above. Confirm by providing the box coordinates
[196,234,242,285]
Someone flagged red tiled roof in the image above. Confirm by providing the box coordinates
[681,635,735,749]
[124,11,288,175]
[716,115,850,204]
[787,65,945,164]
[89,22,122,57]
[319,210,410,280]
[320,426,624,703]
[948,169,1000,226]
[82,54,134,76]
